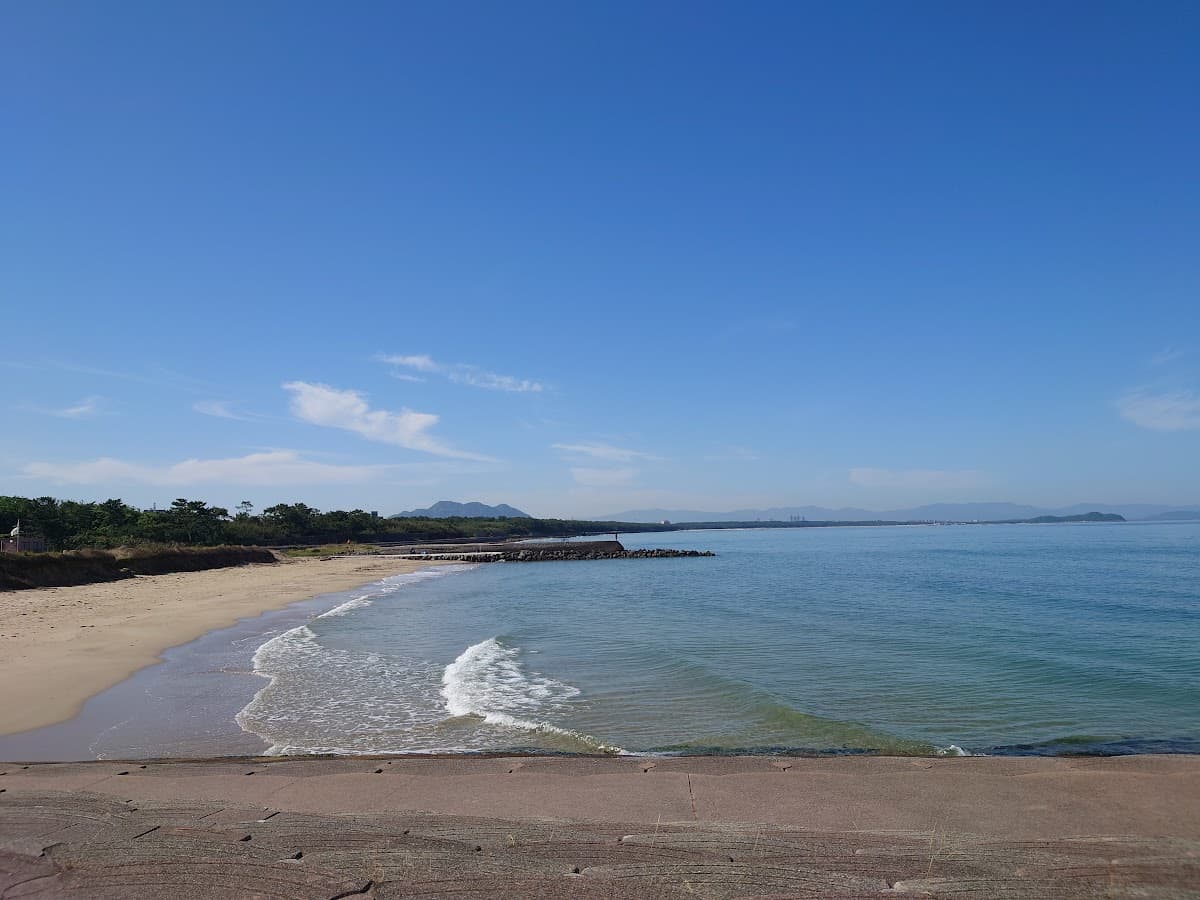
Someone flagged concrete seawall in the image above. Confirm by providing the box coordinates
[1,754,1196,897]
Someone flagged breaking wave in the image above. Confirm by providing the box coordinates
[236,566,473,755]
[316,566,471,619]
[442,638,621,752]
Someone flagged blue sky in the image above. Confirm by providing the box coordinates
[3,1,1198,517]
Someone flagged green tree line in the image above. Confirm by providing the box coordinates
[0,496,668,550]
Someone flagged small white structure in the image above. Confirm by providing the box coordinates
[1,521,48,553]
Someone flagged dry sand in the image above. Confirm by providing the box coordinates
[0,557,444,736]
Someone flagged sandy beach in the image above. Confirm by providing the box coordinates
[0,557,445,736]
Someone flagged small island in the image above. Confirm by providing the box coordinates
[996,512,1125,525]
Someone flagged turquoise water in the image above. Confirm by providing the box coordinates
[237,523,1200,756]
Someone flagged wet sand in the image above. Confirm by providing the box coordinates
[0,557,445,736]
[1,754,1196,896]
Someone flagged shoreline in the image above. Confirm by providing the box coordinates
[3,541,1195,762]
[0,556,449,737]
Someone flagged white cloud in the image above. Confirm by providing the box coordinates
[45,396,103,419]
[1118,389,1200,431]
[552,442,662,462]
[193,400,244,420]
[570,466,637,487]
[451,370,543,392]
[390,373,426,383]
[379,353,544,393]
[848,467,985,489]
[24,450,381,486]
[386,354,440,373]
[283,381,490,460]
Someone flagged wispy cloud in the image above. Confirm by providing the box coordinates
[570,466,637,487]
[386,354,440,373]
[193,400,245,420]
[552,442,662,462]
[283,381,492,460]
[18,360,216,394]
[1117,389,1200,431]
[703,445,761,462]
[554,441,659,489]
[1150,347,1185,366]
[848,467,985,489]
[379,353,544,393]
[41,396,104,419]
[24,450,384,486]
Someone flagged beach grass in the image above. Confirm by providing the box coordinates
[281,543,380,558]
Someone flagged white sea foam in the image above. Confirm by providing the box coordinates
[441,637,578,723]
[236,565,477,754]
[441,637,621,752]
[316,564,475,619]
[236,624,318,753]
[237,621,453,755]
[236,566,624,755]
[936,743,973,757]
[317,594,374,618]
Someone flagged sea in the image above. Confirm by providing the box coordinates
[4,522,1198,760]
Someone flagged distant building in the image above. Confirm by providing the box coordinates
[660,519,671,525]
[1,521,47,554]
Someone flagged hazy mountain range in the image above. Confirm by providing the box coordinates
[601,503,1200,523]
[393,500,531,519]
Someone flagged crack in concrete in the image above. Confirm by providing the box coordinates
[327,880,374,899]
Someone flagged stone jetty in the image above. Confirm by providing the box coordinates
[501,545,714,562]
[352,540,715,563]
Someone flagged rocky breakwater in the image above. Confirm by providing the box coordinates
[393,540,714,562]
[500,546,715,562]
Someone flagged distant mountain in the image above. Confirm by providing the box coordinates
[602,503,1039,523]
[601,506,875,523]
[393,500,531,519]
[601,502,1200,524]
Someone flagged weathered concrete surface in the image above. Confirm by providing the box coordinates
[1,754,1198,897]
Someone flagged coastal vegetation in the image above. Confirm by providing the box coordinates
[281,542,382,558]
[0,495,1126,555]
[0,495,671,551]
